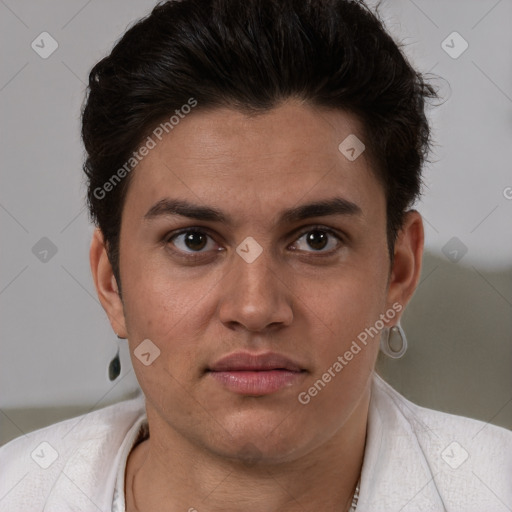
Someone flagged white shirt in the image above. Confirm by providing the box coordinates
[1,373,511,511]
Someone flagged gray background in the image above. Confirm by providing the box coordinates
[1,0,511,446]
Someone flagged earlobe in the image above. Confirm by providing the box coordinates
[89,228,128,338]
[387,210,424,311]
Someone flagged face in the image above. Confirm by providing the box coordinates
[92,100,421,463]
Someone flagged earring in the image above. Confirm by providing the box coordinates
[108,334,124,381]
[380,323,408,359]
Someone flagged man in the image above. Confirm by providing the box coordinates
[1,1,511,511]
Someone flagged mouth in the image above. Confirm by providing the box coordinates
[207,351,307,396]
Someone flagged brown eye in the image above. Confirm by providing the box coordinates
[304,230,329,250]
[182,231,208,251]
[292,227,342,253]
[168,229,217,254]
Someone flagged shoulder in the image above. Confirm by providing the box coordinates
[0,393,146,510]
[372,373,512,455]
[369,374,512,510]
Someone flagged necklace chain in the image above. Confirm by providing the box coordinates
[348,479,360,511]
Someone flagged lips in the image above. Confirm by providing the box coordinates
[208,351,304,373]
[207,352,307,395]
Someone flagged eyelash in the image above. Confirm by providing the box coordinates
[164,225,345,260]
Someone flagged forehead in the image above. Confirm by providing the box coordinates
[123,100,383,225]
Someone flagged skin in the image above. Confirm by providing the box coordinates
[90,99,424,512]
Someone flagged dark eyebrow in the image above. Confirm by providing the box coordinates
[279,197,362,224]
[144,198,228,223]
[143,197,362,224]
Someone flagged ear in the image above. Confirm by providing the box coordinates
[89,228,128,338]
[386,210,424,313]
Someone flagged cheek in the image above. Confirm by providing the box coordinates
[295,273,387,429]
[120,254,217,380]
[302,263,389,388]
[123,288,202,411]
[123,284,198,357]
[312,264,388,337]
[121,247,197,330]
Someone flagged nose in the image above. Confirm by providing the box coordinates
[217,245,294,333]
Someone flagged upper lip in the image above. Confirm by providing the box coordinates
[208,351,305,372]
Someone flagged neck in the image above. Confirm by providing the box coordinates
[126,388,370,512]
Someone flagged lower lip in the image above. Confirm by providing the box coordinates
[208,370,305,395]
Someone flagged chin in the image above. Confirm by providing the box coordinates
[209,419,307,464]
